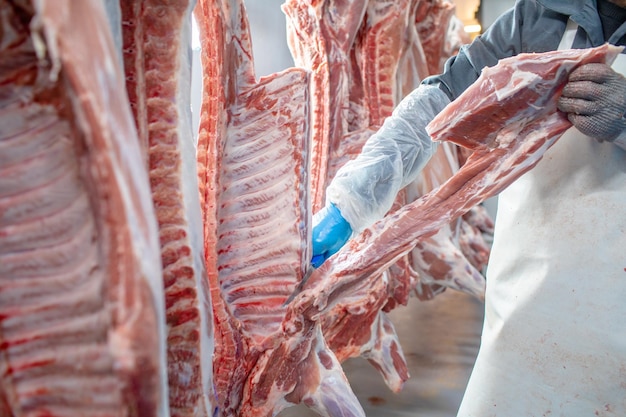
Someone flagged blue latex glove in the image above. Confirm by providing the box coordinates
[557,63,626,142]
[311,203,352,267]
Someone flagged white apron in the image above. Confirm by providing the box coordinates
[457,21,626,417]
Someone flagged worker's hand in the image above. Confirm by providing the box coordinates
[311,203,352,268]
[557,63,626,142]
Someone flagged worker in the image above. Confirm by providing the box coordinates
[311,0,626,415]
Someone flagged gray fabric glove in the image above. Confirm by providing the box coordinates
[557,62,626,142]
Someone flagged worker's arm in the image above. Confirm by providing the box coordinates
[557,63,626,150]
[312,0,566,265]
[311,86,448,267]
[325,86,448,235]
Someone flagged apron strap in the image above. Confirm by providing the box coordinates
[557,18,578,50]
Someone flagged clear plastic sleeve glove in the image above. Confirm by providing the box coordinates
[326,85,451,233]
[557,62,626,145]
[311,203,352,267]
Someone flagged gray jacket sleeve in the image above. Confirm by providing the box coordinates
[422,0,564,99]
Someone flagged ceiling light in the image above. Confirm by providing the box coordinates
[464,24,482,34]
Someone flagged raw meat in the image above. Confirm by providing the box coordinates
[342,0,489,306]
[119,1,216,415]
[428,45,622,150]
[283,0,415,392]
[394,0,489,301]
[319,0,420,350]
[283,0,367,213]
[357,0,412,127]
[410,225,486,301]
[407,143,488,301]
[395,0,430,99]
[0,1,549,416]
[0,0,168,415]
[194,1,364,416]
[415,0,456,75]
[443,15,471,68]
[457,215,491,270]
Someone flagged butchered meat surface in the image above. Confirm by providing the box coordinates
[119,1,216,415]
[0,1,169,416]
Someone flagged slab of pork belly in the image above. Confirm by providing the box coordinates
[0,0,169,415]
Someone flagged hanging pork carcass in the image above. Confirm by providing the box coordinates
[118,1,216,415]
[0,0,170,415]
[193,0,362,416]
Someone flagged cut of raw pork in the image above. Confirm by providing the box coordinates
[395,0,431,102]
[335,0,488,322]
[282,0,415,393]
[341,0,489,306]
[314,0,417,387]
[406,142,489,301]
[392,0,489,302]
[427,46,619,149]
[2,4,608,417]
[118,1,216,415]
[0,0,168,416]
[357,0,412,127]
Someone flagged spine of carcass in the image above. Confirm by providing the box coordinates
[282,0,367,212]
[119,1,216,416]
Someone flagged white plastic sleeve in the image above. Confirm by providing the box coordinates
[326,85,451,233]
